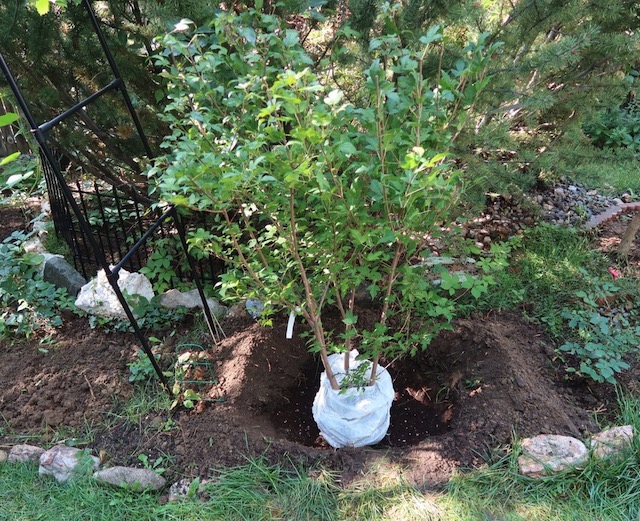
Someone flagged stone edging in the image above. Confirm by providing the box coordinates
[584,203,640,229]
[518,426,634,478]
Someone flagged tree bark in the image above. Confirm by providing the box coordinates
[618,212,640,257]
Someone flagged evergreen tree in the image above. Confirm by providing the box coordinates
[331,0,640,199]
[0,0,217,190]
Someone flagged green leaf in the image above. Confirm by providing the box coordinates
[0,113,19,127]
[343,311,358,326]
[419,25,442,46]
[0,152,21,167]
[338,141,357,156]
[377,229,396,245]
[35,0,50,15]
[282,30,299,48]
[471,286,483,298]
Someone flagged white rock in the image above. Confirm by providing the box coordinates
[591,425,634,459]
[39,446,100,482]
[75,267,154,317]
[168,477,213,502]
[8,444,45,463]
[24,237,47,255]
[518,435,588,478]
[93,466,166,491]
[0,450,7,464]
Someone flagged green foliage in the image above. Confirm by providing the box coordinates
[338,360,370,393]
[558,307,633,384]
[127,348,162,383]
[150,9,497,385]
[338,0,640,199]
[584,97,640,154]
[479,224,609,324]
[479,223,638,384]
[0,229,75,339]
[137,453,170,476]
[0,0,186,192]
[556,271,637,384]
[0,154,43,201]
[88,294,188,333]
[139,238,180,293]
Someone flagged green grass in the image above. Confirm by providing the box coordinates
[0,456,440,520]
[441,391,640,520]
[477,223,612,327]
[560,144,640,194]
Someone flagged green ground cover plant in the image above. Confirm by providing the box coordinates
[0,229,75,340]
[476,223,640,384]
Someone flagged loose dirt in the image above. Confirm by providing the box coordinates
[0,204,622,488]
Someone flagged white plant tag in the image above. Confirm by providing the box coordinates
[286,310,296,339]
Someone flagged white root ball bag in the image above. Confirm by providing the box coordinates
[312,350,394,448]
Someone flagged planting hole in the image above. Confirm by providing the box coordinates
[268,355,454,448]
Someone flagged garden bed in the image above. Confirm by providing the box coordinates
[0,202,628,488]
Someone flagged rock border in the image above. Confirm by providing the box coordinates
[518,426,634,478]
[0,442,211,502]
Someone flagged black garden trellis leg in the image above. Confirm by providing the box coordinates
[0,0,218,394]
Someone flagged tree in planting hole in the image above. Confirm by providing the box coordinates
[148,8,500,390]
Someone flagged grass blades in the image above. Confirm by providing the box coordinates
[477,223,611,325]
[441,390,640,520]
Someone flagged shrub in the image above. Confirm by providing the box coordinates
[148,10,498,389]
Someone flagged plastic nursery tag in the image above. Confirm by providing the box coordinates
[286,310,296,339]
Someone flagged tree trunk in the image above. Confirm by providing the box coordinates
[618,212,640,257]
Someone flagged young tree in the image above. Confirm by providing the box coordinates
[149,9,497,388]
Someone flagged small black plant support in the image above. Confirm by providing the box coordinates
[0,0,220,394]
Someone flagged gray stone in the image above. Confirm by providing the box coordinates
[93,466,166,491]
[159,289,227,317]
[39,445,100,482]
[590,425,634,459]
[8,444,45,463]
[0,449,7,464]
[518,435,588,478]
[245,298,264,318]
[43,255,87,296]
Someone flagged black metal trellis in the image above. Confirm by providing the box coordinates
[0,0,219,394]
[41,168,223,283]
